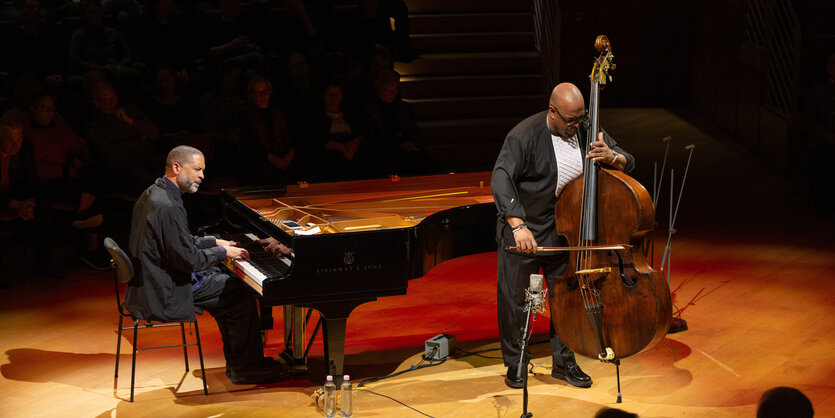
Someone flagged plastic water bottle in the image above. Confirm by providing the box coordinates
[324,375,336,418]
[340,375,353,417]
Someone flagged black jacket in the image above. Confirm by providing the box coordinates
[125,177,225,321]
[491,110,635,248]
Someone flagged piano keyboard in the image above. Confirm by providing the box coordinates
[234,259,268,286]
[216,232,293,292]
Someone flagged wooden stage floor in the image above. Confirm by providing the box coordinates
[1,108,834,417]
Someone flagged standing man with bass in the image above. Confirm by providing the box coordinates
[491,82,635,389]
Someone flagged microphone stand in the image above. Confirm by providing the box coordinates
[517,288,544,418]
[651,136,673,267]
[658,144,696,334]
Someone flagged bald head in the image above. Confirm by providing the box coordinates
[547,83,586,138]
[550,83,585,112]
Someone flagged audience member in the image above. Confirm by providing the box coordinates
[276,51,323,142]
[0,117,61,279]
[359,0,417,62]
[86,81,160,196]
[134,0,194,70]
[140,65,200,139]
[68,0,135,80]
[271,0,322,53]
[24,92,93,212]
[342,45,393,117]
[362,69,431,176]
[1,0,64,82]
[100,0,141,19]
[200,0,265,73]
[303,81,366,181]
[236,75,295,184]
[2,74,46,126]
[757,386,814,418]
[595,407,638,418]
[200,63,246,173]
[1,119,36,223]
[1,118,34,284]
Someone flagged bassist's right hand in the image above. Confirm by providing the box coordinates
[513,228,537,254]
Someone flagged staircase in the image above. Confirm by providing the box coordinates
[395,0,544,173]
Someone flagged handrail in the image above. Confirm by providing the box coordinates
[744,0,800,119]
[531,0,561,96]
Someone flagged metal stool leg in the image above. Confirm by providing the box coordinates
[130,320,139,402]
[179,322,190,371]
[193,321,208,395]
[115,315,124,378]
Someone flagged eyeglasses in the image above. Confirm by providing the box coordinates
[550,104,588,127]
[251,88,271,97]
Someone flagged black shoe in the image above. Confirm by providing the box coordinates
[226,357,279,378]
[504,366,524,389]
[228,358,288,384]
[551,362,593,388]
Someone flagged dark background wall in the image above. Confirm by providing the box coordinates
[556,0,697,108]
[548,0,833,173]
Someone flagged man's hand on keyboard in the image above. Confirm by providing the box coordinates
[223,245,249,260]
[258,237,292,256]
[216,238,237,247]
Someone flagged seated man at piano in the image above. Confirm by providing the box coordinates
[125,145,287,384]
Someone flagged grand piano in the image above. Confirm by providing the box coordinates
[210,172,497,377]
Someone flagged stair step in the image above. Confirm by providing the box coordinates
[408,0,531,14]
[408,95,543,120]
[419,117,522,145]
[395,52,541,76]
[400,74,543,99]
[421,117,524,171]
[426,142,503,172]
[410,12,532,34]
[412,32,535,53]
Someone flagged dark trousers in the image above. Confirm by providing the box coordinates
[192,269,264,369]
[497,245,576,369]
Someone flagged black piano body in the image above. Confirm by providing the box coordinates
[212,172,496,378]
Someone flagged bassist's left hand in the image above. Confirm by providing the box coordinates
[587,133,622,170]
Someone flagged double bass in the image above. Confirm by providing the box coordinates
[551,36,672,372]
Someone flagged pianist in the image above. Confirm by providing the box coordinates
[125,145,287,384]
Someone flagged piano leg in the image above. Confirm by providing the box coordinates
[282,305,308,375]
[259,301,273,346]
[322,317,347,378]
[259,301,273,331]
[315,298,375,379]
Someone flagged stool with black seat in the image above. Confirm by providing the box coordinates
[105,237,209,402]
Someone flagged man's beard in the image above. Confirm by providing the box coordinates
[178,177,200,193]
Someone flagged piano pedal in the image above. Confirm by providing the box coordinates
[289,362,308,378]
[279,350,308,377]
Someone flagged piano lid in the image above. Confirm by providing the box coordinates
[222,172,495,237]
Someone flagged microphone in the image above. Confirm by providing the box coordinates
[526,274,546,312]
